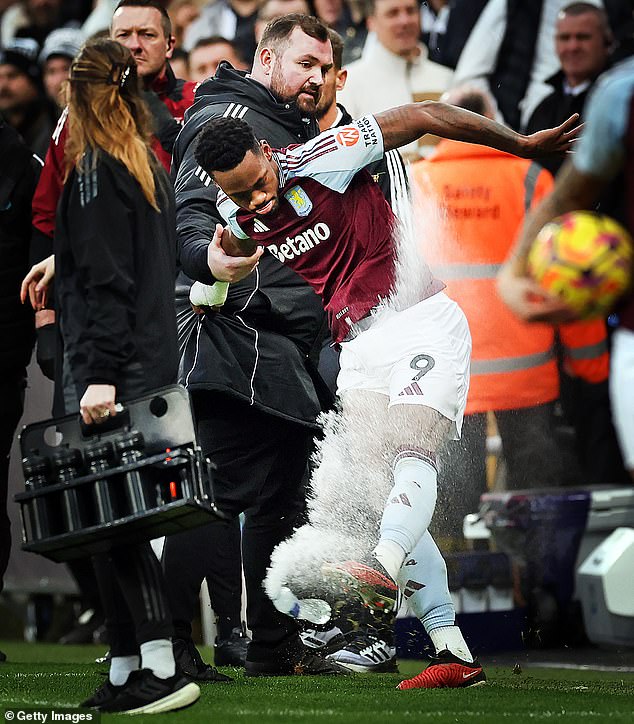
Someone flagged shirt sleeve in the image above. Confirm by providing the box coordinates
[573,71,630,181]
[31,109,68,242]
[283,115,385,192]
[217,193,250,239]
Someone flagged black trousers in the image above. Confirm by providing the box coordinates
[162,516,243,642]
[162,392,313,649]
[93,543,173,657]
[81,374,173,656]
[0,368,27,594]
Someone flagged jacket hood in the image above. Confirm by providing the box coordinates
[186,62,318,137]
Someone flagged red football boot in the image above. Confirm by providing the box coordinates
[397,649,486,689]
[321,560,398,612]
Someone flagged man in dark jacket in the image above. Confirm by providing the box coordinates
[167,14,347,677]
[0,120,40,663]
[524,2,614,176]
[0,38,58,159]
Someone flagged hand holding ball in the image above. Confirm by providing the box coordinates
[527,212,633,319]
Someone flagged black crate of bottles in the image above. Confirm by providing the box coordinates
[15,385,223,562]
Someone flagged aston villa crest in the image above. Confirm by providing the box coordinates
[284,185,313,216]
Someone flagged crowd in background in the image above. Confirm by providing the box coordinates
[1,0,634,688]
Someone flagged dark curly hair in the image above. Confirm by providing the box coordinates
[194,116,260,174]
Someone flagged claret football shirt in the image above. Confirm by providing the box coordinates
[218,115,442,342]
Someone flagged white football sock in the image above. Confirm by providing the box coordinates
[373,539,406,582]
[109,654,139,686]
[429,626,474,663]
[378,451,438,554]
[140,638,175,679]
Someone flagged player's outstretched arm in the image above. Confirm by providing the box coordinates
[375,102,582,158]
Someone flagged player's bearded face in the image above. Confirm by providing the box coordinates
[270,56,321,114]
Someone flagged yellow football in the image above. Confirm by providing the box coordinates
[527,211,633,319]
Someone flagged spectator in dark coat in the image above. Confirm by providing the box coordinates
[524,2,613,176]
[0,38,58,158]
[0,119,39,663]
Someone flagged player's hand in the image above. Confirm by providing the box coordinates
[522,114,583,157]
[207,223,263,282]
[497,263,577,324]
[20,254,55,310]
[79,384,117,426]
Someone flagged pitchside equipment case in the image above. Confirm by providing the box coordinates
[15,384,223,563]
[576,527,634,647]
[480,486,634,645]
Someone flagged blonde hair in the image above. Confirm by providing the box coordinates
[65,38,159,210]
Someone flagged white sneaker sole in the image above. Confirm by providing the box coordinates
[329,658,399,673]
[125,682,201,715]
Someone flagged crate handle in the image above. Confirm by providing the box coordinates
[79,406,131,438]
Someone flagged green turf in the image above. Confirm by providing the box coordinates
[1,642,633,723]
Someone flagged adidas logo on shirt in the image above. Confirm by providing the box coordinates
[253,219,270,233]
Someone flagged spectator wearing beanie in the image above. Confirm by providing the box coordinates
[39,28,85,110]
[0,37,58,157]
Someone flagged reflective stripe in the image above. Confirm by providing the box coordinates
[563,339,608,360]
[524,162,541,212]
[433,263,502,279]
[471,348,555,374]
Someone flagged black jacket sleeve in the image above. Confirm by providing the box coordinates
[0,123,39,372]
[65,159,139,386]
[172,124,220,285]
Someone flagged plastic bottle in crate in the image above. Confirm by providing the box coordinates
[85,441,116,523]
[115,432,149,514]
[52,448,84,532]
[22,454,51,539]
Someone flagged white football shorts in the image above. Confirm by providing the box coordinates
[609,327,634,470]
[337,292,472,438]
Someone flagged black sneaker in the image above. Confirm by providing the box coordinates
[327,631,398,673]
[100,669,200,714]
[214,627,250,667]
[245,637,349,677]
[59,608,105,645]
[173,638,233,682]
[0,650,6,663]
[81,679,126,709]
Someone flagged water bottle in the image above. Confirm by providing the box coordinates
[22,454,51,539]
[115,432,148,514]
[85,441,115,523]
[52,448,83,532]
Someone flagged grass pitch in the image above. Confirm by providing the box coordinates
[1,642,633,723]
